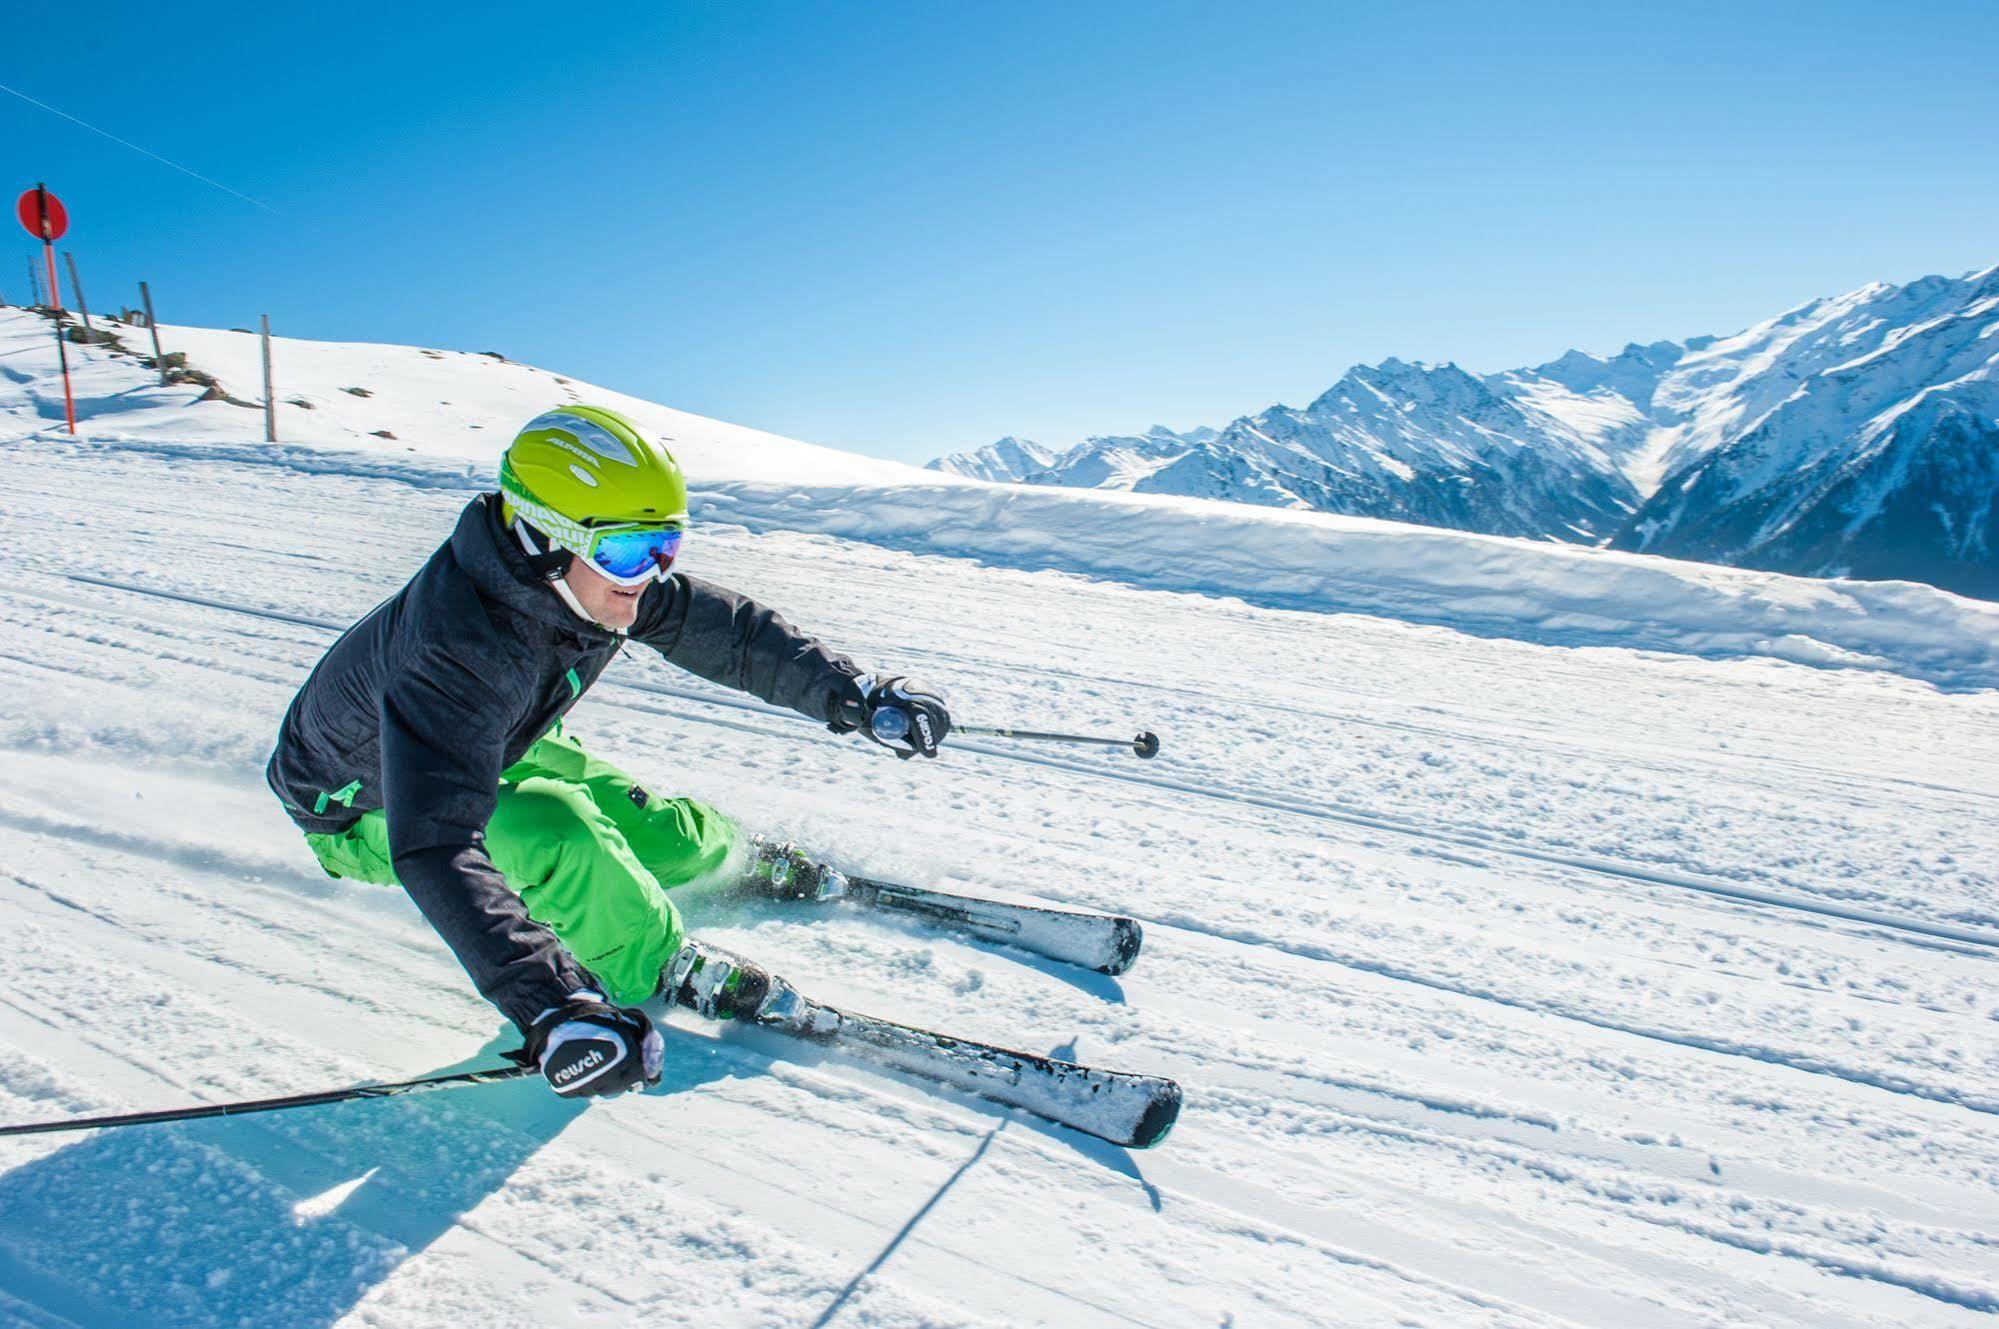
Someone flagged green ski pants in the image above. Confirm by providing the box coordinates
[303,730,739,1005]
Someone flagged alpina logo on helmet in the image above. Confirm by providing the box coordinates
[544,437,602,470]
[529,412,638,467]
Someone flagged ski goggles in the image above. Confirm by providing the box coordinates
[575,522,685,585]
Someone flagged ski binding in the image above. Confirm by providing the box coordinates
[670,942,1181,1149]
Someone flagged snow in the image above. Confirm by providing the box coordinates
[2,309,1997,1326]
[20,310,1997,689]
[0,312,934,490]
[928,436,1060,484]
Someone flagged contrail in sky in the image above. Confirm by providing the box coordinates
[0,77,281,215]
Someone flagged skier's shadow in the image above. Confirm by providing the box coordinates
[803,1042,1164,1326]
[1036,1037,1164,1212]
[0,1026,735,1328]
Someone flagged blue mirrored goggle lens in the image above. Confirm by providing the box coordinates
[590,527,683,578]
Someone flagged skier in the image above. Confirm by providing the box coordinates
[266,406,952,1101]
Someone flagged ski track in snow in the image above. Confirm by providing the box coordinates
[0,446,1996,1327]
[47,568,1999,956]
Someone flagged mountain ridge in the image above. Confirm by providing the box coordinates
[932,264,1999,597]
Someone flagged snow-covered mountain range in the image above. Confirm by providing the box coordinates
[932,265,1999,598]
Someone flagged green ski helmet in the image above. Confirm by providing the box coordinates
[500,405,688,541]
[499,407,689,626]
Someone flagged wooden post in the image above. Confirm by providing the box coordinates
[260,314,276,443]
[139,281,167,385]
[27,260,45,308]
[32,185,76,434]
[63,252,93,333]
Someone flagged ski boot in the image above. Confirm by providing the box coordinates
[744,836,851,903]
[663,941,800,1025]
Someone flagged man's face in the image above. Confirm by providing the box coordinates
[564,555,647,631]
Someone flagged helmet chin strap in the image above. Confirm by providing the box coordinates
[553,573,625,636]
[512,517,629,636]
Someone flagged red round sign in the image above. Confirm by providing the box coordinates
[15,186,69,242]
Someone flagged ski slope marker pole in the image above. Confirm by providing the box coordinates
[956,724,1161,759]
[15,183,76,433]
[261,313,276,442]
[0,1063,535,1138]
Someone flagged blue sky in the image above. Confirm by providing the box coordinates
[6,1,1996,463]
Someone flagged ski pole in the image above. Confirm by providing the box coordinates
[868,706,1160,759]
[956,724,1161,760]
[0,1063,534,1138]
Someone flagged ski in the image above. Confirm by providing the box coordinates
[673,944,1181,1149]
[746,838,1144,975]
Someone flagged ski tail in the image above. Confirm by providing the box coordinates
[748,839,1144,975]
[851,876,1144,976]
[783,990,1181,1149]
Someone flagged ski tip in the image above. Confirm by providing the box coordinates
[1100,918,1145,975]
[1128,1079,1184,1149]
[1133,731,1161,760]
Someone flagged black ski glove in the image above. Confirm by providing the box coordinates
[832,674,951,759]
[516,994,663,1098]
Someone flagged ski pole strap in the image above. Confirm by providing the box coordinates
[956,726,1161,759]
[0,1063,536,1138]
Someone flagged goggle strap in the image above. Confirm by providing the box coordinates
[511,517,572,583]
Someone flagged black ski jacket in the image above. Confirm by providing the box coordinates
[267,494,861,1030]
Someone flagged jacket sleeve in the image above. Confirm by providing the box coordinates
[633,573,862,722]
[379,638,588,1032]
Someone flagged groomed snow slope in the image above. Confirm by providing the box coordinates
[3,308,1996,690]
[1,311,1997,1327]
